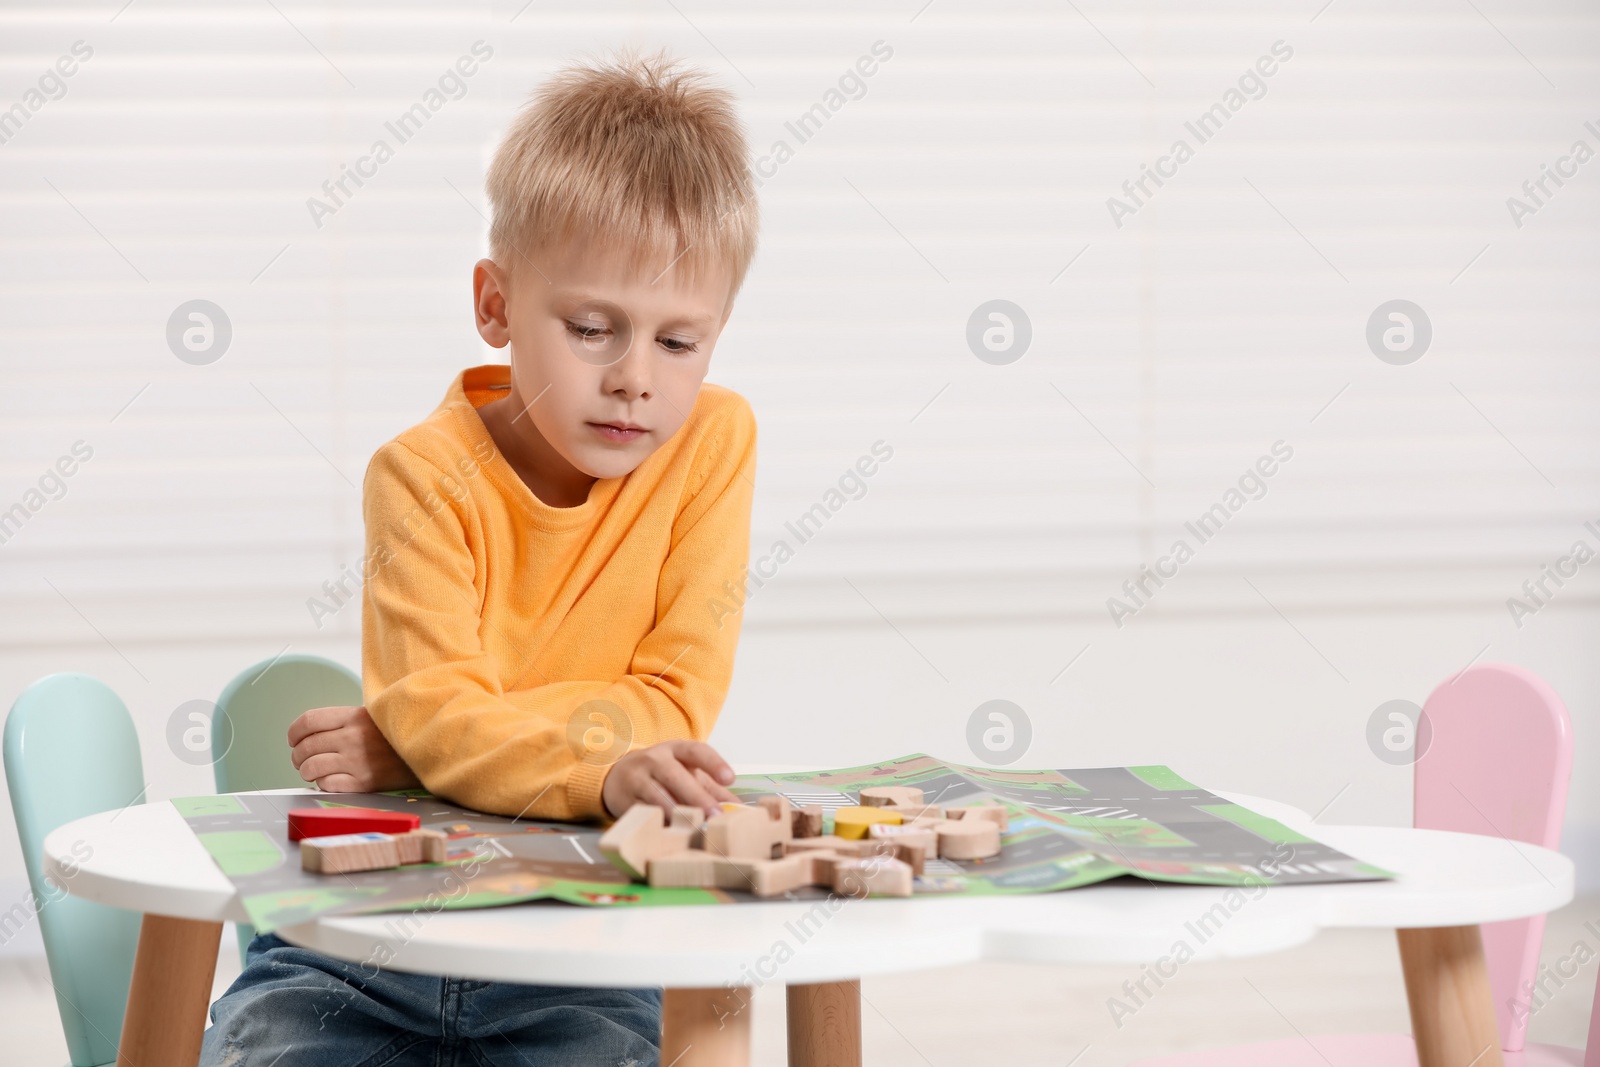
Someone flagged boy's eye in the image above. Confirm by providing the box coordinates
[658,336,699,354]
[566,320,610,340]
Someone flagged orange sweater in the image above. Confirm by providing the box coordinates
[360,363,756,821]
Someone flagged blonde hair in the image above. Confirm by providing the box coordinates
[486,49,759,296]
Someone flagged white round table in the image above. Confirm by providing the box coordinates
[44,783,1573,1067]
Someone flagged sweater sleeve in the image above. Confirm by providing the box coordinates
[360,398,756,822]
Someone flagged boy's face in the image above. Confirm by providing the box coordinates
[473,236,733,485]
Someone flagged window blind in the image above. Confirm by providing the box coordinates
[2,0,1596,650]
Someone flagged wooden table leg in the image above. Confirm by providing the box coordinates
[787,980,861,1067]
[661,986,752,1067]
[1396,925,1505,1067]
[117,914,222,1067]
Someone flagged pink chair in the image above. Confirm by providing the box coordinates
[1591,976,1599,1067]
[1131,662,1585,1067]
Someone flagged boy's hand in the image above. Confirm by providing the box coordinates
[601,740,738,819]
[287,704,423,793]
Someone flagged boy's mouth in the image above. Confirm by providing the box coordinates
[587,421,646,443]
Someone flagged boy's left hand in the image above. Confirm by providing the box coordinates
[601,739,739,819]
[287,704,423,793]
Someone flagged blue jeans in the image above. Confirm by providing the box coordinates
[200,932,662,1067]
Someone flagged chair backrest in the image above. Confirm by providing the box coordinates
[212,653,362,793]
[3,673,145,1067]
[1414,662,1573,1053]
[212,653,362,961]
[1587,974,1599,1067]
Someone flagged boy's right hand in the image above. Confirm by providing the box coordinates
[601,739,738,819]
[287,704,423,793]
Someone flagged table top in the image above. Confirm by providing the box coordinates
[44,779,1573,987]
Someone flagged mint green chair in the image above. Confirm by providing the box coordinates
[4,673,144,1067]
[211,653,362,958]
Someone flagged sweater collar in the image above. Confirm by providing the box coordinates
[445,363,622,532]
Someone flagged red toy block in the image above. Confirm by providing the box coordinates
[287,806,421,841]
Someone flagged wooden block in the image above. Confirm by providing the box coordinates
[787,835,897,861]
[708,856,759,891]
[786,834,852,853]
[832,806,902,840]
[757,794,794,832]
[846,838,898,860]
[832,856,914,898]
[797,849,847,885]
[934,818,1001,860]
[868,823,935,843]
[658,826,695,855]
[394,830,422,865]
[869,823,936,875]
[893,842,927,875]
[732,853,814,897]
[865,856,916,897]
[599,804,667,880]
[890,802,944,822]
[648,849,719,889]
[859,786,924,808]
[300,832,401,874]
[287,807,420,842]
[393,828,448,865]
[704,805,785,861]
[848,832,927,875]
[665,808,706,849]
[791,804,824,839]
[670,805,706,830]
[946,804,1009,832]
[656,853,793,894]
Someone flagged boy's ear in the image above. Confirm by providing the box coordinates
[473,259,512,348]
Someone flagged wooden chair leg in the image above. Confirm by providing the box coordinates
[787,980,861,1067]
[661,986,752,1067]
[117,913,222,1067]
[1397,925,1505,1067]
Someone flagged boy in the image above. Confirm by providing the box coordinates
[200,50,760,1066]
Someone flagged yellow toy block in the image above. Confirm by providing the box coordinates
[832,805,902,840]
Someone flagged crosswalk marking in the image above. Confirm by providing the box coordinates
[779,791,854,810]
[1045,804,1141,820]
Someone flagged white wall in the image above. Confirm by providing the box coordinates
[2,0,1598,954]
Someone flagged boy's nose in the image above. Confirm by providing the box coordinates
[604,339,653,400]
